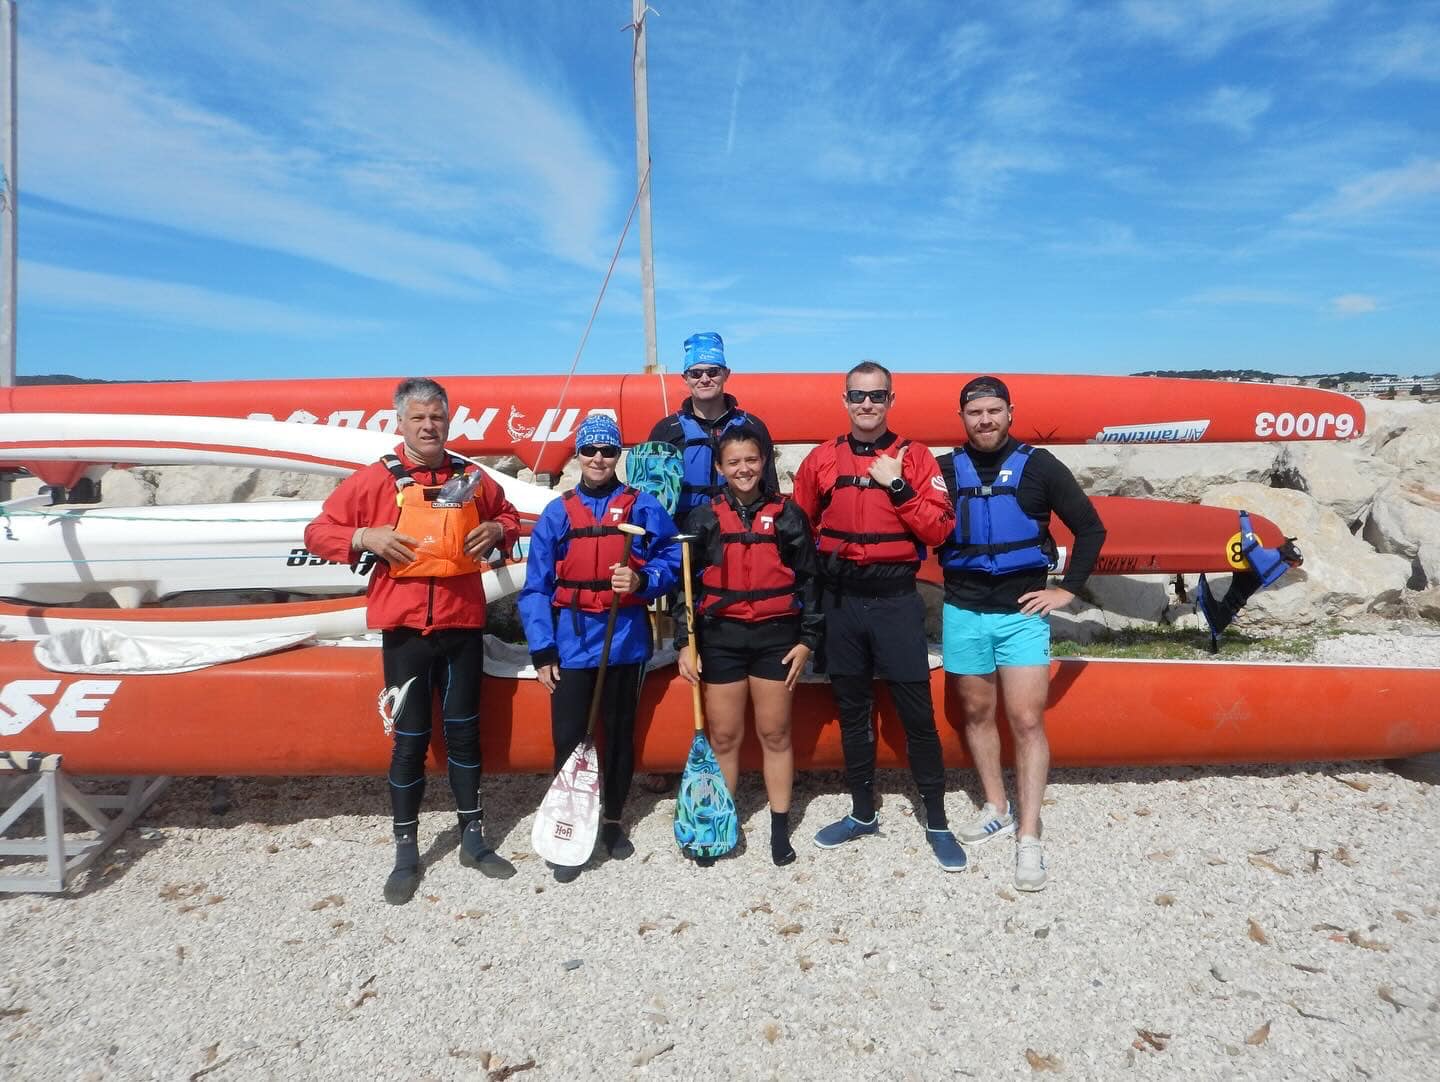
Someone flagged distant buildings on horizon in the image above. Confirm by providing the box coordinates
[1134,370,1440,397]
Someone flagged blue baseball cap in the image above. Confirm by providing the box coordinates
[574,412,622,451]
[682,331,727,372]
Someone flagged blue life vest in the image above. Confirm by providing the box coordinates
[939,444,1053,575]
[675,412,752,520]
[1237,509,1293,587]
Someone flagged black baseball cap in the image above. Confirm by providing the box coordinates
[960,376,1011,406]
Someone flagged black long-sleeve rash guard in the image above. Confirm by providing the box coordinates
[935,437,1107,614]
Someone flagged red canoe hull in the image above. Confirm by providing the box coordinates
[1,373,1365,474]
[1,641,1434,776]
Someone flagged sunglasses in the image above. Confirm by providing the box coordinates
[845,388,891,404]
[685,366,726,381]
[578,445,621,459]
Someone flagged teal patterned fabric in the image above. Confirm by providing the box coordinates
[674,733,739,858]
[625,442,685,517]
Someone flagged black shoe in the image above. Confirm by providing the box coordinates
[602,822,635,860]
[550,861,583,884]
[383,865,421,904]
[459,822,517,880]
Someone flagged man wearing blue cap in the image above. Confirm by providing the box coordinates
[646,331,779,527]
[518,412,681,881]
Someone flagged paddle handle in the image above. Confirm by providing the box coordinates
[585,525,643,739]
[679,537,704,734]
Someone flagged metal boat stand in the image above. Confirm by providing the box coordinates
[0,751,169,893]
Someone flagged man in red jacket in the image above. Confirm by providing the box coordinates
[792,361,967,871]
[306,378,521,904]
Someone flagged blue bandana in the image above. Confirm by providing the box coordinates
[682,331,727,372]
[574,413,621,452]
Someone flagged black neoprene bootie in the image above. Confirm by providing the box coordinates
[602,820,635,860]
[771,810,796,867]
[383,834,422,905]
[459,821,516,880]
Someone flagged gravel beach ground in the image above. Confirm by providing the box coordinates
[3,632,1438,1081]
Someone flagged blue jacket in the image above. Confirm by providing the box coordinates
[519,481,680,668]
[938,444,1053,576]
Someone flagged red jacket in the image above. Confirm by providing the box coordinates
[304,445,521,631]
[792,432,954,568]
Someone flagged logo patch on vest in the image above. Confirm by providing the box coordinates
[608,506,625,521]
[760,515,774,530]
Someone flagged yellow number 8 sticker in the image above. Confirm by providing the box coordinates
[1226,532,1252,571]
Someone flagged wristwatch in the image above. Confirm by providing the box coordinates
[887,476,906,495]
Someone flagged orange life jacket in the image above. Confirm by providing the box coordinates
[697,495,799,622]
[383,453,484,579]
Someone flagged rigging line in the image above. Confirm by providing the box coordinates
[526,161,652,479]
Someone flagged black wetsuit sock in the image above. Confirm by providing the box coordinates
[770,810,796,866]
[459,815,516,879]
[921,792,948,831]
[384,833,421,905]
[602,821,635,859]
[850,788,877,823]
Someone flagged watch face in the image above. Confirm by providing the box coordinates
[890,477,905,492]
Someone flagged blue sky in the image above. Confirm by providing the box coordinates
[17,0,1440,381]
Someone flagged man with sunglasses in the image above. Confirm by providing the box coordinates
[645,331,778,527]
[518,413,680,881]
[792,361,968,872]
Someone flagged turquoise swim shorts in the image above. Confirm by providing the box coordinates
[941,605,1051,675]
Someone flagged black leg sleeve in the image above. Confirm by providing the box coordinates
[886,679,948,827]
[830,674,878,821]
[550,667,598,774]
[437,629,486,826]
[382,629,434,836]
[599,663,645,822]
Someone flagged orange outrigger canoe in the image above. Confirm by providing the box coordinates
[2,640,1435,776]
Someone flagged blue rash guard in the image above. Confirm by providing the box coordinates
[519,479,680,669]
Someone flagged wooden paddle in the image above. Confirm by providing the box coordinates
[672,533,739,859]
[531,522,646,867]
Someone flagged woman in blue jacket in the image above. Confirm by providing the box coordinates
[518,414,680,881]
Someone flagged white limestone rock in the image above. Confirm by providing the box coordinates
[1198,483,1411,628]
[1105,444,1280,502]
[1270,441,1390,525]
[1080,573,1175,624]
[1364,478,1440,588]
[1046,445,1130,495]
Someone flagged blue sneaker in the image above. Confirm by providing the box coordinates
[813,814,879,849]
[926,829,968,872]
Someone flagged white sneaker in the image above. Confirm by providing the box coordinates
[958,801,1016,845]
[1015,835,1047,892]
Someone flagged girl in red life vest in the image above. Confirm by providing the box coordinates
[675,428,823,866]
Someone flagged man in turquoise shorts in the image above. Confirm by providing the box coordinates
[936,377,1105,891]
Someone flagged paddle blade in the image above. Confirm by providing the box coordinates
[625,441,684,516]
[673,733,739,858]
[531,739,601,866]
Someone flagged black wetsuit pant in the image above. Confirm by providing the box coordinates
[381,627,486,838]
[549,663,646,823]
[818,590,948,829]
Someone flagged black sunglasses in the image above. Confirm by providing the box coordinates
[686,366,725,381]
[578,444,621,459]
[845,388,891,404]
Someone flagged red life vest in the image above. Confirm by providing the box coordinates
[552,487,647,613]
[814,438,921,565]
[697,495,799,622]
[382,453,484,579]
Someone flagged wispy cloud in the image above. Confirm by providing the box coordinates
[1292,159,1440,221]
[1347,22,1440,83]
[24,262,384,336]
[1118,0,1336,58]
[1182,287,1308,307]
[24,1,619,295]
[1189,85,1273,138]
[1329,293,1379,316]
